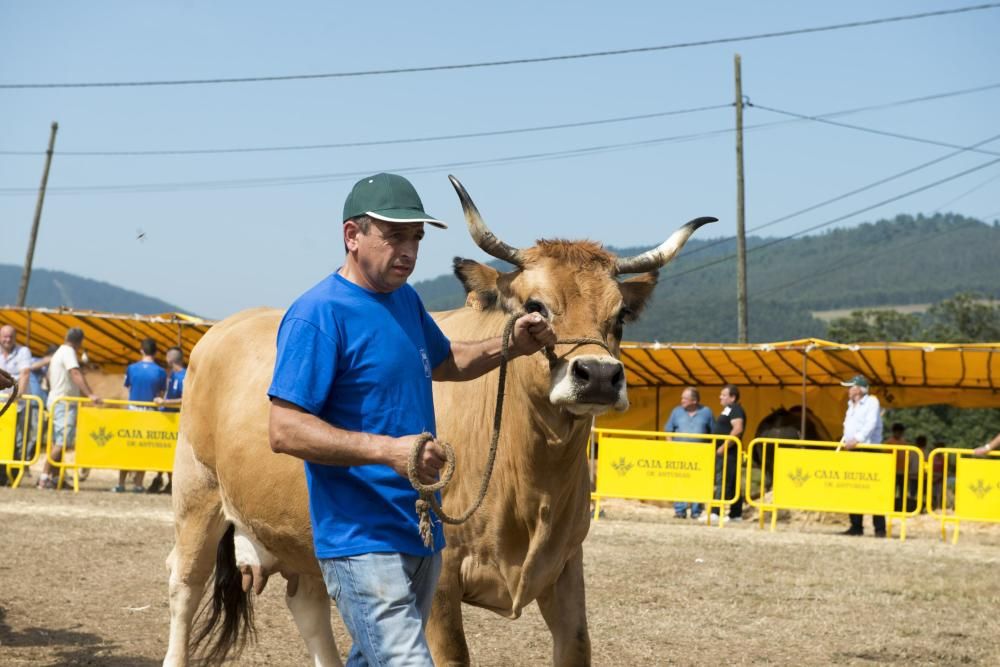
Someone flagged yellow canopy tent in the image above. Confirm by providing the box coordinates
[2,308,993,440]
[0,307,214,375]
[598,338,1000,441]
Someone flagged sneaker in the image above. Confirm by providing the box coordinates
[874,531,887,538]
[728,516,743,523]
[841,527,863,536]
[37,477,57,490]
[131,485,145,493]
[708,513,721,525]
[690,514,702,521]
[674,513,688,520]
[146,476,163,494]
[110,485,126,493]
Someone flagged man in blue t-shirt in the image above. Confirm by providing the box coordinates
[268,173,555,665]
[664,386,715,519]
[149,346,186,494]
[118,338,167,493]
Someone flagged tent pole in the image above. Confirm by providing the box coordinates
[800,348,809,438]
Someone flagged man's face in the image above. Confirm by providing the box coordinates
[680,390,696,409]
[847,385,863,402]
[719,388,735,407]
[0,326,15,353]
[347,220,425,293]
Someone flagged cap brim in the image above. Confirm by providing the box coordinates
[367,209,448,229]
[840,381,855,387]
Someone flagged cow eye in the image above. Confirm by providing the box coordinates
[524,299,549,318]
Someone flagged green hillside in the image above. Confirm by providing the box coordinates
[414,214,1000,343]
[0,265,184,314]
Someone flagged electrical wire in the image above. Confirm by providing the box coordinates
[663,156,1000,282]
[2,4,996,89]
[0,103,732,157]
[752,104,1000,157]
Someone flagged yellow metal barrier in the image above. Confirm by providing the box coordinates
[745,437,924,540]
[590,428,743,527]
[46,396,180,492]
[926,447,1000,544]
[0,394,45,488]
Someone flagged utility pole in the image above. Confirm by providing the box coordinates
[734,55,748,343]
[17,121,59,308]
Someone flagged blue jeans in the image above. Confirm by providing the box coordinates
[320,551,442,666]
[674,501,703,517]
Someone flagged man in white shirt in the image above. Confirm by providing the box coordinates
[37,328,101,490]
[839,375,885,537]
[0,325,33,485]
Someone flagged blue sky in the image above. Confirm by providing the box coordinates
[2,1,998,318]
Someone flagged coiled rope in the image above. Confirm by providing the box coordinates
[408,312,611,548]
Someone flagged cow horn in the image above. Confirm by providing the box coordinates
[613,217,717,275]
[448,175,524,267]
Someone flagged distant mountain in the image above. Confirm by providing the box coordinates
[413,214,1000,343]
[0,264,185,314]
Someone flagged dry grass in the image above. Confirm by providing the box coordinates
[1,482,998,666]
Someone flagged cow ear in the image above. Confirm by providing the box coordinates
[454,258,500,310]
[619,270,659,320]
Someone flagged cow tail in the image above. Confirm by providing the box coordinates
[191,523,257,664]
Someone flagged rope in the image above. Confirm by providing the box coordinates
[408,313,610,547]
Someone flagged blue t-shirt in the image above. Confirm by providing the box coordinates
[664,405,714,442]
[124,360,167,403]
[267,272,452,559]
[163,368,186,412]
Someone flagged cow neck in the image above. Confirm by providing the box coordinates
[520,384,592,460]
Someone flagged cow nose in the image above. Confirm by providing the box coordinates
[570,357,625,403]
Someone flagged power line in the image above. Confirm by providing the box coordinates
[2,80,996,159]
[2,4,997,89]
[0,103,732,157]
[752,104,1000,157]
[663,156,1000,282]
[2,89,997,195]
[677,131,1000,260]
[932,168,1000,212]
[5,81,997,158]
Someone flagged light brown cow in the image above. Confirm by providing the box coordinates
[162,176,712,666]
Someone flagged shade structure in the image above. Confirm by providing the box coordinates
[1,310,994,441]
[0,307,213,375]
[598,338,1000,441]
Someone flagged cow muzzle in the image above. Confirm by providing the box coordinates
[549,354,628,416]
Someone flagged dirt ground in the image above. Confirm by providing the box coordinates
[2,471,999,666]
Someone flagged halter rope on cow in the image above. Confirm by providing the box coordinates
[407,312,611,548]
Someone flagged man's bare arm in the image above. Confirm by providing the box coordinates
[269,398,445,485]
[432,313,556,382]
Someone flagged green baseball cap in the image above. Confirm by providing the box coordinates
[840,375,870,388]
[342,173,447,229]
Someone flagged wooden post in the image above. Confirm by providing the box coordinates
[734,55,748,343]
[17,122,59,307]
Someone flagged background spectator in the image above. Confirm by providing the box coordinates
[115,338,166,493]
[665,387,714,520]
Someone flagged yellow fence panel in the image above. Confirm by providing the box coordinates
[0,394,45,488]
[75,407,178,471]
[773,448,895,515]
[746,437,924,540]
[927,447,1000,543]
[47,397,179,491]
[590,428,743,527]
